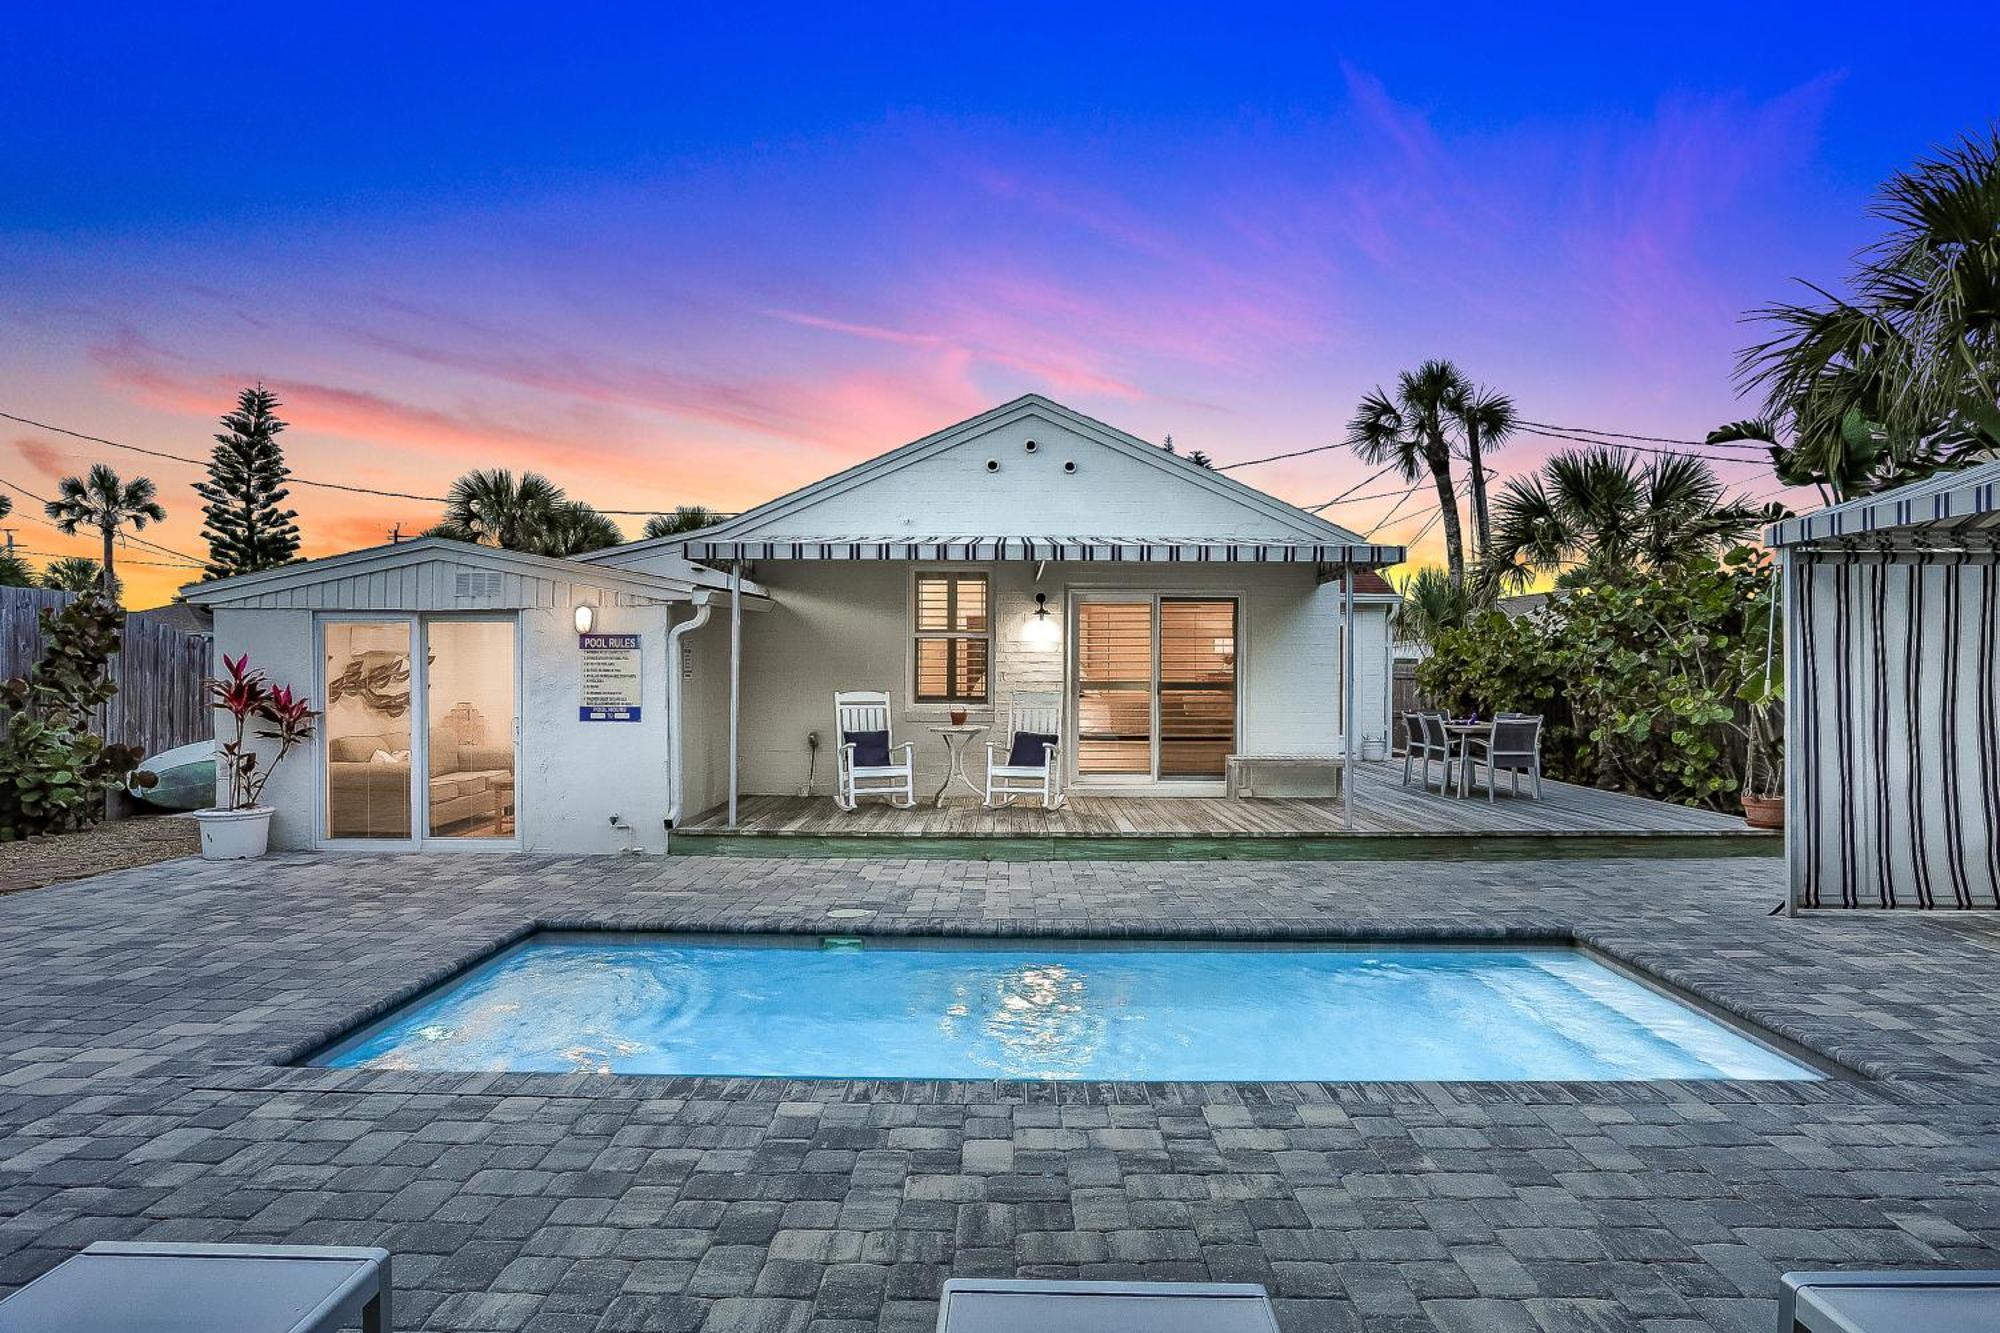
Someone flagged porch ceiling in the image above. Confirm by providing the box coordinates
[683,535,1407,566]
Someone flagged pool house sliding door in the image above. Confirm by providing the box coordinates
[320,614,521,849]
[1071,594,1239,789]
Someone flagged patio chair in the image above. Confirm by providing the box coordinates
[1466,714,1544,801]
[1414,712,1459,795]
[832,690,916,811]
[985,690,1064,809]
[1398,711,1430,786]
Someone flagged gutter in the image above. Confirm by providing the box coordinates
[663,592,715,832]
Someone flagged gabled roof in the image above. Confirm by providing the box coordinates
[586,395,1405,568]
[1767,458,2000,547]
[181,536,723,608]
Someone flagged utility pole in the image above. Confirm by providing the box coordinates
[388,524,402,544]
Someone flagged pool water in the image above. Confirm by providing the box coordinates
[312,934,1819,1082]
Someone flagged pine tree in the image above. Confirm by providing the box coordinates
[197,384,301,579]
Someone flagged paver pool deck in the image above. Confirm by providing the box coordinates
[2,851,1998,1332]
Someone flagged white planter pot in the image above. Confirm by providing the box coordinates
[193,806,274,860]
[1360,735,1388,762]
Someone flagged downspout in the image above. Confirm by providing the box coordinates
[1342,564,1357,832]
[663,593,714,832]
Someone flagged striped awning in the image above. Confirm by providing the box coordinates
[682,536,1406,565]
[1767,460,2000,547]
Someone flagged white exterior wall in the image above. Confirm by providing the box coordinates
[722,561,1394,802]
[700,412,1337,541]
[213,603,679,854]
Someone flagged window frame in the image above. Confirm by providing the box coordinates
[909,570,992,706]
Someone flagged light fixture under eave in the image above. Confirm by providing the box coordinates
[574,604,596,635]
[1024,592,1061,646]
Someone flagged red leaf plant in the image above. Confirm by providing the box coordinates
[206,654,319,811]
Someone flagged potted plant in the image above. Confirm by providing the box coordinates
[193,654,317,859]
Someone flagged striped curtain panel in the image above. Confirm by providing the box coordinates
[1791,552,2000,908]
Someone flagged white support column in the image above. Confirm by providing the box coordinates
[728,560,742,829]
[1342,563,1357,832]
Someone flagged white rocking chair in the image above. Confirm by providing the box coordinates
[832,690,916,810]
[984,690,1065,809]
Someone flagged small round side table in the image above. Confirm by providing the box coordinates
[927,724,987,807]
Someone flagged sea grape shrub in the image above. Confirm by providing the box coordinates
[1416,548,1778,809]
[0,592,148,839]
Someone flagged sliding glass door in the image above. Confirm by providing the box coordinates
[1073,595,1238,785]
[320,615,519,846]
[323,620,416,839]
[424,619,518,839]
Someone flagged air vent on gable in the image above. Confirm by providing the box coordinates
[454,571,505,599]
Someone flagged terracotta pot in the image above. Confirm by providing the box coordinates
[949,708,968,726]
[1741,793,1784,830]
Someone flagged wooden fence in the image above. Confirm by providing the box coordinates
[0,587,212,759]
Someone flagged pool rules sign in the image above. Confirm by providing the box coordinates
[578,633,642,721]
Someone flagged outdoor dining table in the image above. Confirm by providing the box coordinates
[1442,720,1493,799]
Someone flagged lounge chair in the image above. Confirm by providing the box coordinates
[937,1279,1278,1332]
[0,1241,392,1332]
[1781,1269,2000,1332]
[984,690,1064,809]
[832,690,916,810]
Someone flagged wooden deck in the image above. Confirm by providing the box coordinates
[673,762,1773,859]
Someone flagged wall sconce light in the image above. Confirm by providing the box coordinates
[1024,592,1061,646]
[574,604,596,635]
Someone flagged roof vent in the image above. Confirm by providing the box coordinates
[984,458,1000,472]
[454,571,505,599]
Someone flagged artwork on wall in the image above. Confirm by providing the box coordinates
[327,650,413,717]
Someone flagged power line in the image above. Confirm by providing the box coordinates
[1515,423,1775,466]
[1215,441,1346,471]
[1306,461,1401,511]
[0,475,207,565]
[1519,419,1767,452]
[1363,479,1426,538]
[8,547,204,570]
[0,408,728,518]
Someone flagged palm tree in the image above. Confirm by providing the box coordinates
[1348,360,1470,584]
[1447,383,1516,561]
[41,555,118,600]
[642,505,722,539]
[1394,566,1489,647]
[533,502,623,557]
[1482,447,1773,590]
[436,469,566,550]
[1739,126,2000,497]
[44,464,166,598]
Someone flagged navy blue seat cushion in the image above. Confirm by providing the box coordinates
[1008,731,1058,767]
[844,729,891,766]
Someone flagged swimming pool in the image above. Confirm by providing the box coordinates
[311,933,1819,1082]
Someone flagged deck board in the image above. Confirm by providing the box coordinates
[680,762,1762,842]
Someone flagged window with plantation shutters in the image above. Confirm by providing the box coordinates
[913,573,990,703]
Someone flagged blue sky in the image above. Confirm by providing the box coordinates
[3,2,1996,602]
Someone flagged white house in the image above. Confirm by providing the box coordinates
[1768,459,2000,910]
[187,394,1404,853]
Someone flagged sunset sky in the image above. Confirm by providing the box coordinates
[4,4,1997,607]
